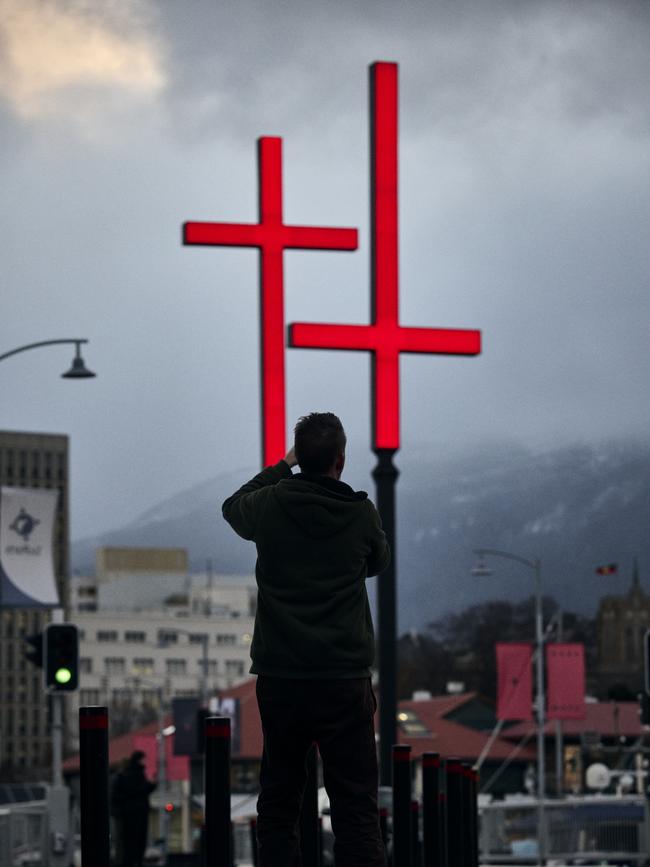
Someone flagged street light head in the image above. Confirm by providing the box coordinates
[471,558,493,578]
[61,346,95,379]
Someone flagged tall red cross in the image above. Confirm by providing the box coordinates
[183,137,358,465]
[289,62,481,450]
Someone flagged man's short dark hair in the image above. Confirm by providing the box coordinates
[294,412,346,474]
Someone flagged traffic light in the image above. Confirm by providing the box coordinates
[45,623,79,692]
[24,632,44,669]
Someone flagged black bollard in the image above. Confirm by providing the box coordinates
[410,799,420,867]
[392,744,412,867]
[462,763,475,867]
[438,759,448,867]
[468,767,479,867]
[204,716,231,867]
[445,758,464,867]
[249,817,259,867]
[461,764,480,867]
[421,752,440,867]
[79,705,110,867]
[299,743,320,867]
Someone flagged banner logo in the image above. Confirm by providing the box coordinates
[1,486,60,606]
[10,507,40,542]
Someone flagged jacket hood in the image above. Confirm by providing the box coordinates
[273,474,368,539]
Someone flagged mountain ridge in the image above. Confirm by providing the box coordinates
[71,438,650,630]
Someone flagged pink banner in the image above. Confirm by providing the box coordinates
[546,643,585,720]
[133,733,189,782]
[496,642,533,721]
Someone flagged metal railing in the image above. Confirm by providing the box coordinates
[0,801,49,867]
[480,795,650,864]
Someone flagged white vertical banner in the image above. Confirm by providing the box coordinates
[0,486,60,607]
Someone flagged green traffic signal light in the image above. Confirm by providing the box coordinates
[55,667,72,685]
[45,623,79,692]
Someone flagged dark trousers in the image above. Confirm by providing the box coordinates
[255,675,386,867]
[119,812,148,867]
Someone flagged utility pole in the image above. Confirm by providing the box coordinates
[158,686,168,865]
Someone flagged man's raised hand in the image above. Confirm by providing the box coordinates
[284,447,298,468]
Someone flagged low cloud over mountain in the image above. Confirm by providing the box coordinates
[72,439,650,631]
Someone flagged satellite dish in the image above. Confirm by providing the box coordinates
[586,763,611,790]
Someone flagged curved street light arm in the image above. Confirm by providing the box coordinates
[473,547,538,572]
[0,339,88,363]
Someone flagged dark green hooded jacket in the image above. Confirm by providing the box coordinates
[222,460,390,678]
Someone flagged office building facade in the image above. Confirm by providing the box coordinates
[0,430,69,780]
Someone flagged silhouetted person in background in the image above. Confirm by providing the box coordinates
[223,412,390,867]
[111,750,156,867]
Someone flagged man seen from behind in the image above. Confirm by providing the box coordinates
[222,411,390,866]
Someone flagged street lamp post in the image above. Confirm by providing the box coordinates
[0,339,96,377]
[472,548,546,865]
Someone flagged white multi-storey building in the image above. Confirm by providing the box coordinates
[66,577,256,752]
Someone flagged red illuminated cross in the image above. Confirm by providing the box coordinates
[184,137,358,466]
[289,63,481,450]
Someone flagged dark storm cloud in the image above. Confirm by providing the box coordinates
[156,1,650,146]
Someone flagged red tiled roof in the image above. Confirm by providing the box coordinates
[396,694,536,763]
[503,701,645,739]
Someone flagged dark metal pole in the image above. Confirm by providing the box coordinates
[422,752,440,867]
[373,447,399,785]
[299,743,320,867]
[249,817,259,867]
[392,743,412,867]
[438,758,448,867]
[461,763,474,867]
[410,799,420,867]
[445,759,464,867]
[79,705,110,867]
[469,767,479,867]
[204,716,231,867]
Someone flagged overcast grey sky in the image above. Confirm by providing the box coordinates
[1,0,649,540]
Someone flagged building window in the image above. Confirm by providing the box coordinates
[125,631,146,643]
[81,689,101,705]
[80,658,92,674]
[216,634,236,646]
[190,633,209,645]
[158,631,178,646]
[132,658,155,675]
[104,657,125,675]
[198,660,218,676]
[225,660,244,677]
[97,631,118,642]
[166,659,186,676]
